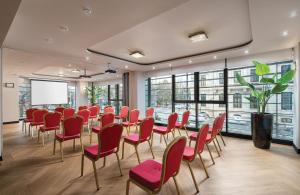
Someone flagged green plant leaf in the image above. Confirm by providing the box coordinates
[254,61,270,76]
[271,84,288,94]
[277,70,295,84]
[260,77,275,84]
[236,73,255,91]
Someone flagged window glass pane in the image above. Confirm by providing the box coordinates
[110,85,116,100]
[96,85,108,110]
[174,103,196,128]
[198,104,226,131]
[199,70,224,101]
[175,73,194,100]
[19,78,31,118]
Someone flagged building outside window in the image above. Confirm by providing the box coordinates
[219,72,224,84]
[250,69,259,82]
[281,65,291,76]
[233,93,242,108]
[281,92,292,110]
[249,96,258,109]
[200,75,206,87]
[234,70,241,83]
[200,94,206,106]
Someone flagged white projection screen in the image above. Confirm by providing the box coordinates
[31,80,68,105]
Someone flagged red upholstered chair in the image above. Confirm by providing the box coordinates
[138,107,154,122]
[78,105,88,111]
[77,109,90,130]
[22,108,38,134]
[81,123,123,190]
[183,124,210,193]
[104,105,114,114]
[218,113,226,146]
[122,118,155,164]
[62,108,75,120]
[189,116,221,164]
[38,112,62,146]
[29,109,48,137]
[115,106,129,122]
[122,109,140,135]
[152,113,178,147]
[88,106,98,125]
[53,115,84,161]
[126,136,186,195]
[175,110,190,136]
[90,113,115,144]
[55,107,65,115]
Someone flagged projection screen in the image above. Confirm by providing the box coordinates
[31,80,68,105]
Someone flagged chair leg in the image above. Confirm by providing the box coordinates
[171,130,175,139]
[25,122,27,134]
[189,139,192,147]
[116,152,123,176]
[92,160,100,190]
[151,133,154,147]
[126,126,130,136]
[126,179,131,195]
[173,176,181,195]
[206,143,215,164]
[80,137,84,154]
[37,130,40,143]
[213,139,221,157]
[102,157,106,167]
[219,132,226,146]
[163,135,168,146]
[134,145,141,164]
[177,128,182,136]
[22,121,24,132]
[198,153,209,178]
[53,139,56,155]
[89,132,92,144]
[122,141,125,159]
[186,161,199,193]
[60,141,64,161]
[148,140,155,159]
[42,132,45,146]
[73,139,76,151]
[215,137,222,151]
[28,125,31,136]
[81,154,84,176]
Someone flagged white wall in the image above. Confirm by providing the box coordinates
[76,81,88,110]
[0,48,3,158]
[129,72,146,118]
[2,74,19,122]
[293,43,300,150]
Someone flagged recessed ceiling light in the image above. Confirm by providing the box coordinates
[58,73,64,77]
[169,63,172,67]
[244,50,249,54]
[188,59,192,64]
[58,25,69,32]
[71,69,80,73]
[282,30,288,37]
[82,6,92,16]
[213,55,217,59]
[85,56,90,61]
[130,51,144,58]
[43,37,53,44]
[125,65,129,69]
[152,66,156,70]
[289,10,298,18]
[189,31,208,43]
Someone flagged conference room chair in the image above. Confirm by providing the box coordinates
[175,110,190,137]
[122,109,140,135]
[138,107,154,122]
[53,115,84,161]
[77,109,90,130]
[152,113,178,147]
[115,106,129,122]
[190,116,221,164]
[55,107,65,115]
[81,123,123,190]
[29,109,48,137]
[90,113,115,144]
[78,105,88,111]
[182,124,210,193]
[62,108,75,121]
[126,136,186,195]
[22,108,38,133]
[37,112,62,146]
[88,106,98,125]
[218,113,226,146]
[122,117,155,164]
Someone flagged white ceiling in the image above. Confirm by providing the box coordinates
[2,0,300,81]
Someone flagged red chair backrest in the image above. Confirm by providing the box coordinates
[119,106,129,118]
[33,109,48,123]
[79,106,88,111]
[181,110,190,126]
[77,109,90,123]
[63,116,84,136]
[167,113,178,132]
[26,108,38,120]
[55,107,65,115]
[145,107,154,118]
[104,106,114,114]
[139,117,154,141]
[194,124,210,154]
[129,109,139,123]
[211,116,221,138]
[97,124,123,155]
[101,113,115,127]
[219,113,226,132]
[44,112,62,128]
[89,106,98,117]
[161,136,186,184]
[63,108,75,119]
[95,104,100,114]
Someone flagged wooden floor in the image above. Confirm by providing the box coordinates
[1,123,300,195]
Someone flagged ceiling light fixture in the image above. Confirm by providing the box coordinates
[130,51,144,58]
[289,10,298,18]
[282,30,288,37]
[188,59,193,64]
[85,56,90,61]
[152,66,156,70]
[82,6,92,16]
[58,73,64,77]
[169,63,172,67]
[125,65,129,69]
[244,50,249,54]
[71,69,80,73]
[189,31,208,43]
[213,55,217,59]
[58,25,69,32]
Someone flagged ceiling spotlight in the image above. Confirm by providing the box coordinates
[244,50,249,54]
[125,65,129,69]
[213,55,217,59]
[289,10,298,18]
[85,56,90,61]
[169,63,172,67]
[152,66,156,70]
[188,59,192,64]
[189,31,208,43]
[58,73,64,77]
[130,51,144,58]
[58,25,69,32]
[282,30,288,37]
[71,69,80,73]
[82,6,92,16]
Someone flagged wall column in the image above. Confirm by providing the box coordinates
[293,43,300,152]
[129,72,146,118]
[76,81,89,110]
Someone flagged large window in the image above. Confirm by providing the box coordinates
[109,84,123,114]
[175,73,194,100]
[233,93,242,108]
[281,92,292,110]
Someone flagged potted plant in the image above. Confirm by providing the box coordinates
[236,61,295,149]
[86,85,103,105]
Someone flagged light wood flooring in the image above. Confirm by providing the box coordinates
[1,123,300,195]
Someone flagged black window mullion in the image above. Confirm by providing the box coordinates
[172,75,175,113]
[194,72,199,129]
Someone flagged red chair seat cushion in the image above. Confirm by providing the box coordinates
[55,134,80,141]
[84,144,116,160]
[39,126,59,132]
[175,122,182,128]
[24,119,33,123]
[122,121,135,127]
[129,159,162,191]
[92,126,102,133]
[190,132,212,141]
[115,115,121,119]
[89,115,97,119]
[153,126,168,134]
[30,122,44,126]
[124,134,147,145]
[183,146,195,161]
